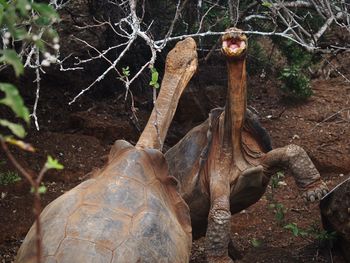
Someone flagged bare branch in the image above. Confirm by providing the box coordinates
[69,36,136,105]
[31,48,41,131]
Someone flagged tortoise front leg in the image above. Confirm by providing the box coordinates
[261,144,328,201]
[205,171,233,263]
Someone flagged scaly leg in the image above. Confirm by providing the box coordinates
[205,170,233,263]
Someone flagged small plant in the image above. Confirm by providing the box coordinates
[0,170,21,185]
[119,66,130,82]
[251,237,262,248]
[269,202,286,224]
[270,171,285,190]
[284,222,337,246]
[307,224,337,242]
[284,223,308,237]
[279,65,313,100]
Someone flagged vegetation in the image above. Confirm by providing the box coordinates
[267,171,337,246]
[251,237,262,248]
[1,1,63,262]
[0,0,59,137]
[0,169,21,186]
[279,65,312,100]
[247,38,271,76]
[284,222,337,244]
[276,40,315,100]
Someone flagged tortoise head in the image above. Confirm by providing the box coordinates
[221,27,247,60]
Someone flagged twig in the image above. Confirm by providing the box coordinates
[323,57,350,82]
[311,107,350,131]
[31,48,41,131]
[69,36,136,105]
[0,138,47,263]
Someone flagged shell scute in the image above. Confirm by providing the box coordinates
[111,242,141,263]
[40,188,82,221]
[66,205,131,250]
[83,176,146,216]
[41,217,67,256]
[131,212,173,261]
[55,237,112,263]
[107,149,157,184]
[145,184,170,216]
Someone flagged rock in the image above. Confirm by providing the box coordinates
[320,177,350,261]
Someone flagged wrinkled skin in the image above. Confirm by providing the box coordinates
[165,28,328,263]
[16,37,198,263]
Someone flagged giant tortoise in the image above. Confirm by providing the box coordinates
[165,28,328,262]
[16,37,198,263]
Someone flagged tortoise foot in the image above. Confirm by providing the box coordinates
[302,181,328,202]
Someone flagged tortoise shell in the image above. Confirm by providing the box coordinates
[16,140,192,263]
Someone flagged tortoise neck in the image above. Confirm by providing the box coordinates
[223,58,247,155]
[136,38,198,151]
[137,82,184,151]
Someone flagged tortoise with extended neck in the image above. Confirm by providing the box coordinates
[165,28,328,262]
[16,37,198,263]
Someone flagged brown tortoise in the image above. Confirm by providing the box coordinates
[16,37,198,263]
[165,28,329,262]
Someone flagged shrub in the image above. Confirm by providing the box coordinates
[274,40,315,100]
[279,65,313,100]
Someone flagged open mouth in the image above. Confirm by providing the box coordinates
[221,30,247,57]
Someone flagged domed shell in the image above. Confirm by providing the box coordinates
[16,140,191,263]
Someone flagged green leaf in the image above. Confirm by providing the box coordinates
[16,0,30,16]
[149,67,160,89]
[45,155,64,170]
[0,50,24,76]
[0,4,4,25]
[122,66,130,77]
[262,1,273,8]
[284,223,299,236]
[151,67,159,83]
[38,185,47,194]
[284,223,308,237]
[34,16,51,26]
[13,28,27,40]
[0,119,26,138]
[30,184,47,194]
[251,238,262,248]
[2,5,16,35]
[0,0,8,8]
[0,83,30,123]
[34,39,45,51]
[32,3,59,21]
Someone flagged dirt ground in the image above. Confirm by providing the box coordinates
[0,53,349,262]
